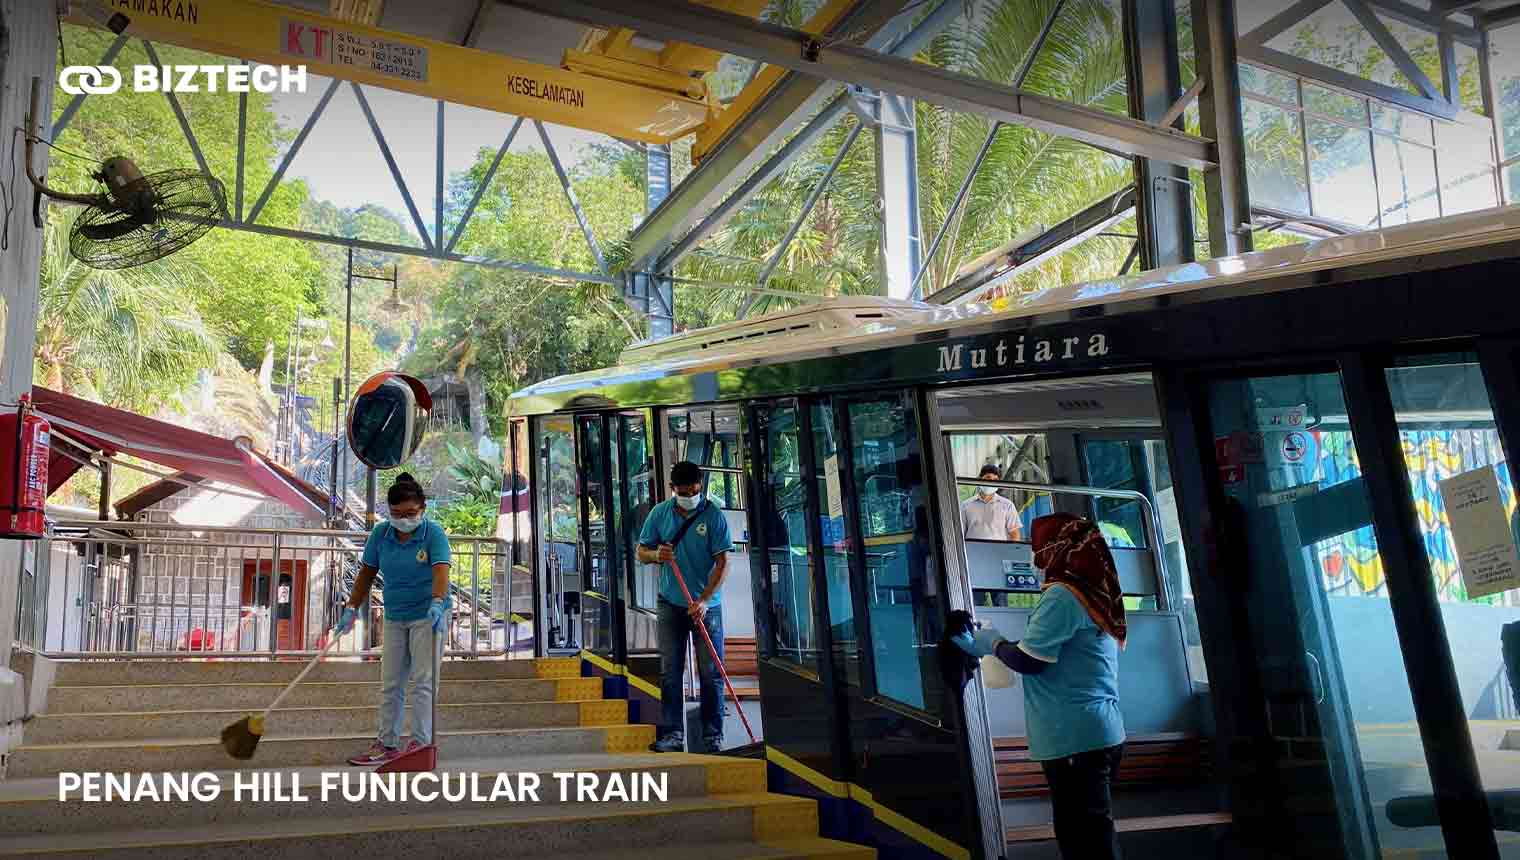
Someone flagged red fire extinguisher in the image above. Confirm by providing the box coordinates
[0,393,50,538]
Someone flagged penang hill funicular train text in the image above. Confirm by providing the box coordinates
[502,205,1520,860]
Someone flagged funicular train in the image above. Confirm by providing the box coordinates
[501,206,1520,859]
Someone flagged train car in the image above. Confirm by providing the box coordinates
[502,205,1520,860]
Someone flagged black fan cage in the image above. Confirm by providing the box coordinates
[69,169,227,270]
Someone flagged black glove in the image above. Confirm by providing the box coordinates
[938,609,981,693]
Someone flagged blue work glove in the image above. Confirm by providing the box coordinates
[336,606,358,635]
[951,627,1006,659]
[428,598,448,634]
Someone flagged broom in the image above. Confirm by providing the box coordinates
[220,629,345,759]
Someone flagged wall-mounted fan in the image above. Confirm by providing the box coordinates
[23,77,225,269]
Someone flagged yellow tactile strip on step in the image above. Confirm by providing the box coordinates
[602,723,656,753]
[555,677,603,701]
[533,658,581,679]
[757,837,877,859]
[578,699,628,726]
[751,795,821,841]
[704,758,766,795]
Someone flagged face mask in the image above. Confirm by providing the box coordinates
[391,514,423,533]
[977,485,998,498]
[674,494,700,511]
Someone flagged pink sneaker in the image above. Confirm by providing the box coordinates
[347,741,400,766]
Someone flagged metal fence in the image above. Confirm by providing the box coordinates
[12,519,535,660]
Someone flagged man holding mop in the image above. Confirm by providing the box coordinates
[637,460,733,753]
[339,473,452,766]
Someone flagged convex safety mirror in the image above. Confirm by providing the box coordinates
[346,371,432,469]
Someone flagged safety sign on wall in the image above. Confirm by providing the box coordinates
[1279,431,1309,463]
[1439,466,1520,599]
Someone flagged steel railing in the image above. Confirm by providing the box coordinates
[12,519,537,660]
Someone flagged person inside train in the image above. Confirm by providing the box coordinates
[961,462,1023,541]
[636,460,734,752]
[954,513,1127,860]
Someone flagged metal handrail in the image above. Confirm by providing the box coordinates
[19,520,533,660]
[953,476,1172,610]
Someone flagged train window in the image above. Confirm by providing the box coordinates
[1081,439,1152,550]
[1385,352,1519,856]
[946,432,1053,539]
[755,404,818,671]
[848,396,943,713]
[664,406,746,514]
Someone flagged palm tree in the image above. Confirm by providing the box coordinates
[34,208,221,411]
[675,0,1139,321]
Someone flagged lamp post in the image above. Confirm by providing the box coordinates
[336,248,400,526]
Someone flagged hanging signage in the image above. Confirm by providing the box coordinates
[1439,467,1520,599]
[1256,403,1310,430]
[823,454,843,520]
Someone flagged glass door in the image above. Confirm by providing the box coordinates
[577,414,617,659]
[1199,369,1384,858]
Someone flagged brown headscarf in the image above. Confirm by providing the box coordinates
[1031,513,1127,647]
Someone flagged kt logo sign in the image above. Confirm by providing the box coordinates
[59,66,123,95]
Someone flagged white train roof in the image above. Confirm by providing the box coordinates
[510,205,1520,409]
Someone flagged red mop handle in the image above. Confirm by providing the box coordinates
[667,555,757,744]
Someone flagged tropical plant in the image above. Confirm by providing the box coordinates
[445,439,502,502]
[34,209,221,410]
[673,0,1139,322]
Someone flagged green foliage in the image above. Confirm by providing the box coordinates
[51,27,324,370]
[445,439,502,503]
[35,210,220,409]
[433,495,497,536]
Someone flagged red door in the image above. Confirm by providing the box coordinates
[241,559,308,651]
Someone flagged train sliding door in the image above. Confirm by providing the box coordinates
[749,392,986,859]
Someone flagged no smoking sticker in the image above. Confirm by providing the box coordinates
[1281,431,1309,463]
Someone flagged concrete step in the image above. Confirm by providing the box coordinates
[0,753,767,836]
[5,724,657,778]
[0,792,826,859]
[44,677,603,714]
[47,657,579,687]
[23,699,627,745]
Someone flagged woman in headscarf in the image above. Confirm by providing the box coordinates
[953,513,1127,859]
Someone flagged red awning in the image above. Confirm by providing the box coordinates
[32,387,327,518]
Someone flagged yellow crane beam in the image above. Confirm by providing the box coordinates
[75,0,712,144]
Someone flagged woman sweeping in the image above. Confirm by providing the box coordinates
[338,473,452,766]
[954,513,1127,859]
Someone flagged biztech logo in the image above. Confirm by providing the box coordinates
[58,65,308,95]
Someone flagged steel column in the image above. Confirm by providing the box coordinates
[638,142,675,338]
[1124,0,1194,269]
[1190,0,1253,257]
[872,91,923,299]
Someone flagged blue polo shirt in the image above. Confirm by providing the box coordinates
[1017,583,1125,761]
[361,519,451,622]
[637,499,733,607]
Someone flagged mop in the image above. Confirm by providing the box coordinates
[668,556,756,745]
[220,630,344,759]
[376,627,442,772]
